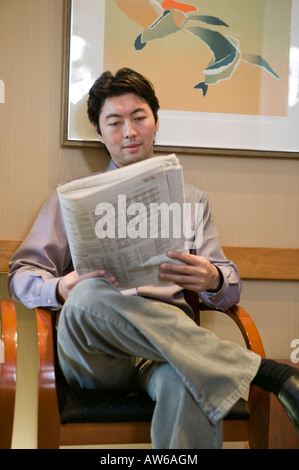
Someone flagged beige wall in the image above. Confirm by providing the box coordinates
[1,0,298,448]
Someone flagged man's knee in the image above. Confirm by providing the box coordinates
[66,277,118,309]
[151,363,187,399]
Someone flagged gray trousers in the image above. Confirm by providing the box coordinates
[57,278,261,449]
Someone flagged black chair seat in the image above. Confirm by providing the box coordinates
[224,398,249,420]
[57,376,249,425]
[60,387,155,424]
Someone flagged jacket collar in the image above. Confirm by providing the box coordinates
[106,159,118,172]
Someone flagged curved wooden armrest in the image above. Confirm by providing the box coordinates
[184,289,265,357]
[222,305,266,358]
[199,301,270,447]
[35,307,60,448]
[0,300,18,449]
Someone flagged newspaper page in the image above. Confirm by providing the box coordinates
[57,155,187,288]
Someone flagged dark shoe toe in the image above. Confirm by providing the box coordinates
[278,371,299,433]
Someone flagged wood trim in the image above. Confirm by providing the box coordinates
[0,239,22,272]
[222,246,299,280]
[1,239,299,280]
[60,421,151,447]
[60,412,251,446]
[223,420,249,442]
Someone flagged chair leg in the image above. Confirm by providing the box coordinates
[248,385,270,449]
[0,300,18,449]
[36,308,61,449]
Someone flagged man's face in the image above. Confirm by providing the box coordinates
[97,93,159,167]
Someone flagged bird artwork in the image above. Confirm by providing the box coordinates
[113,0,279,97]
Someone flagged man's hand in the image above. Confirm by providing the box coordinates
[56,269,119,304]
[159,250,221,293]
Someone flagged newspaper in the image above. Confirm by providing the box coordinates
[57,154,187,288]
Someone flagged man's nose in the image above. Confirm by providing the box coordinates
[123,120,137,138]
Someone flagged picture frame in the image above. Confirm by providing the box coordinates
[62,0,299,157]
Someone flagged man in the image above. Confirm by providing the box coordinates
[8,68,299,448]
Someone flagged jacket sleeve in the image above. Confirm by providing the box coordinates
[186,184,242,311]
[8,189,73,309]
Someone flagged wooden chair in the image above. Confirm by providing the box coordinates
[0,300,17,449]
[35,298,269,449]
[2,239,299,449]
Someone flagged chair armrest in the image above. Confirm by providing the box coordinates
[195,299,265,358]
[199,301,270,448]
[0,300,18,449]
[184,289,266,356]
[224,304,270,448]
[35,307,60,448]
[222,305,266,358]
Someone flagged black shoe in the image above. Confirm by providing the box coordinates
[278,369,299,433]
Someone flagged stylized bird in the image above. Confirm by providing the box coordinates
[113,0,279,96]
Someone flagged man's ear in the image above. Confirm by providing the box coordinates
[154,117,159,134]
[94,125,104,143]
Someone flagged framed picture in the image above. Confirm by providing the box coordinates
[62,0,299,157]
